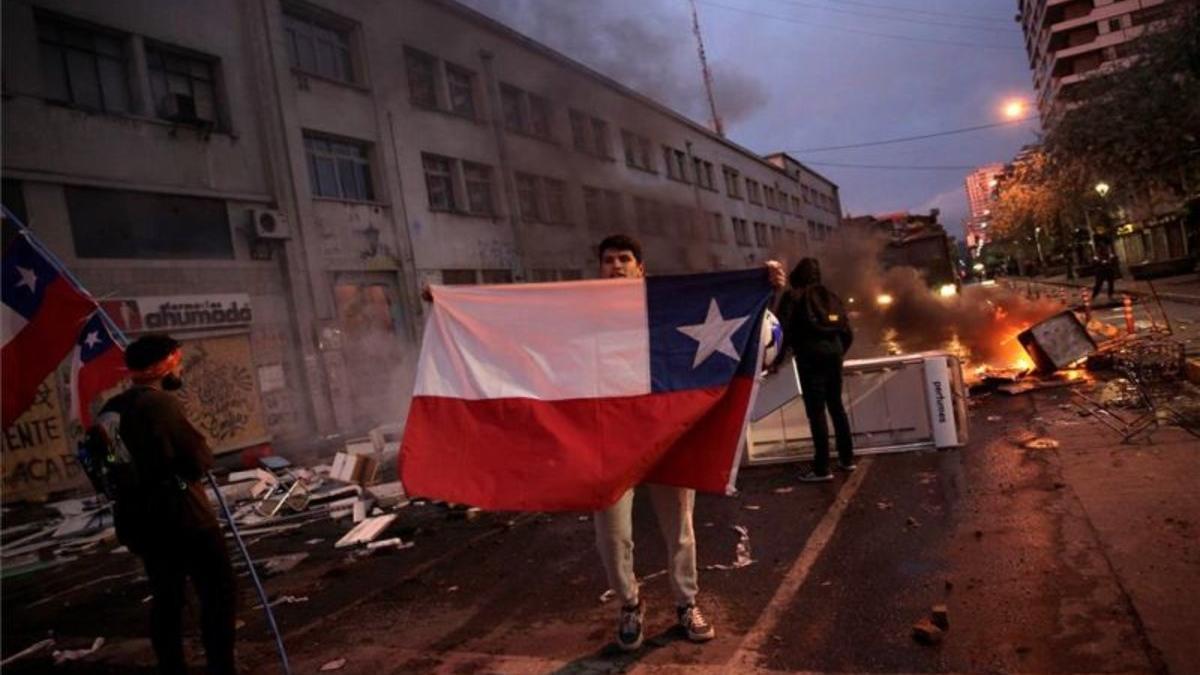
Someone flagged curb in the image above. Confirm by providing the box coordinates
[1017,278,1200,307]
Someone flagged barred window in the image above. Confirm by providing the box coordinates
[516,172,541,222]
[283,8,354,83]
[544,178,568,224]
[592,119,611,157]
[445,64,476,118]
[462,161,494,215]
[146,45,218,124]
[421,153,456,211]
[481,269,513,284]
[528,94,552,138]
[36,14,130,113]
[500,85,524,133]
[405,48,437,108]
[442,269,477,285]
[583,186,602,230]
[570,110,589,152]
[306,134,374,201]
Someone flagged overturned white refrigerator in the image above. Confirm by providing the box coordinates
[746,351,969,465]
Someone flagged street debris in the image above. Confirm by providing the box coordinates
[911,618,944,646]
[52,637,105,664]
[320,657,348,671]
[704,525,754,570]
[876,501,893,511]
[255,594,309,609]
[335,514,398,549]
[599,589,617,603]
[1022,437,1060,450]
[773,487,794,494]
[905,516,921,529]
[931,604,949,630]
[743,504,761,511]
[366,537,413,551]
[0,638,55,666]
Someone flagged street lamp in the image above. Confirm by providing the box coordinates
[1094,182,1110,198]
[1002,99,1027,120]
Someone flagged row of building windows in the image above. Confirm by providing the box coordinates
[397,44,839,216]
[36,11,222,126]
[35,6,842,225]
[31,5,838,254]
[410,153,814,249]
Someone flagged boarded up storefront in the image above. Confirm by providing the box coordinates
[101,294,270,455]
[2,375,84,502]
[177,333,269,453]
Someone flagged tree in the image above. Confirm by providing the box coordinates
[1043,4,1200,215]
[990,148,1089,267]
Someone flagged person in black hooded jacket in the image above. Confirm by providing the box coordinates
[773,257,856,482]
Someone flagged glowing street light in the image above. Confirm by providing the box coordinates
[1095,182,1110,197]
[1002,99,1027,120]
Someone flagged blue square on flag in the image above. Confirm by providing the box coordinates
[646,269,771,393]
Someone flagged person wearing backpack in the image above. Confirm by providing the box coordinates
[96,334,237,674]
[772,258,856,482]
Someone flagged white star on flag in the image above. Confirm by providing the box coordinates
[83,331,101,349]
[675,298,749,369]
[16,266,37,292]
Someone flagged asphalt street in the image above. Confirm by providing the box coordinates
[5,381,1198,674]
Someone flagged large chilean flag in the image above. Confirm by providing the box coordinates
[401,268,773,511]
[2,214,96,426]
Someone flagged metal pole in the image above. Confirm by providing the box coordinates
[207,473,291,675]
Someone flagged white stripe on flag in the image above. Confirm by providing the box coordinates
[68,345,84,422]
[415,279,650,401]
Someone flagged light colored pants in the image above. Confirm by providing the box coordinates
[593,484,698,607]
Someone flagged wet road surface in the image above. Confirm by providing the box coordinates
[4,388,1198,674]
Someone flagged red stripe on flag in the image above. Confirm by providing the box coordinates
[400,376,755,511]
[2,277,94,425]
[73,344,126,427]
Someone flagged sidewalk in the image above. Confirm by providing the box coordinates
[1014,269,1200,305]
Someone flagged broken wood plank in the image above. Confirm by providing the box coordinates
[335,514,397,548]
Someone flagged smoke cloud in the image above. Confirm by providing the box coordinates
[817,232,1063,368]
[460,0,769,126]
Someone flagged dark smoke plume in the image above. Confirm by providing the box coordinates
[819,232,1063,367]
[461,0,769,127]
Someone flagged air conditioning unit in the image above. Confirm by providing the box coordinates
[251,209,290,240]
[160,93,199,123]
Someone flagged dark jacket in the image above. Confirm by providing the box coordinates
[102,387,218,549]
[776,259,853,366]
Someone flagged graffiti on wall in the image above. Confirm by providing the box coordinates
[2,375,85,502]
[177,334,268,453]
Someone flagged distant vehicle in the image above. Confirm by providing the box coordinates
[882,229,960,297]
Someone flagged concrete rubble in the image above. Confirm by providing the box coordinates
[0,429,417,653]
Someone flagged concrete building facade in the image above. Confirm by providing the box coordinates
[2,0,844,465]
[963,163,1004,251]
[1018,0,1183,119]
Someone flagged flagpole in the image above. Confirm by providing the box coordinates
[209,472,292,675]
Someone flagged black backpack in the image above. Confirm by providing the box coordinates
[77,390,146,503]
[76,388,181,551]
[798,286,853,350]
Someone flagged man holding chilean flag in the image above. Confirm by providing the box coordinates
[402,233,786,651]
